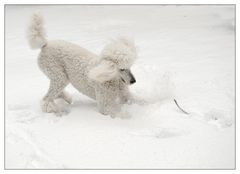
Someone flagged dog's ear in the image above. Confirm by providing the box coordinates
[88,60,118,83]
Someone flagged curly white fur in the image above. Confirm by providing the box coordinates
[27,12,47,49]
[27,13,137,117]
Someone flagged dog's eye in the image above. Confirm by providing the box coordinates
[120,69,125,71]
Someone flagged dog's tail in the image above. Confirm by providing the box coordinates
[27,12,47,49]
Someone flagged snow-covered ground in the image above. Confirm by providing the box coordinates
[5,5,235,169]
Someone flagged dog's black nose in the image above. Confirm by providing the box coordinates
[130,78,136,84]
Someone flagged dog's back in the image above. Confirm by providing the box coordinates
[39,39,98,75]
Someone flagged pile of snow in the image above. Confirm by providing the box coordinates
[5,5,235,169]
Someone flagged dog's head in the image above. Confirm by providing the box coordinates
[88,38,137,85]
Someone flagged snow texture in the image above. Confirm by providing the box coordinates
[5,5,235,169]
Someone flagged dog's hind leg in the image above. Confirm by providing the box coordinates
[42,72,69,113]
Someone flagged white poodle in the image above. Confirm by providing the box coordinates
[27,13,137,117]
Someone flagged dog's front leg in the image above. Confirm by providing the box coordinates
[95,85,120,117]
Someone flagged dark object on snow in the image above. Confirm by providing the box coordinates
[174,99,189,115]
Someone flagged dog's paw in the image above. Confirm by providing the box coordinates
[59,92,72,104]
[41,100,60,113]
[120,111,132,119]
[55,109,70,117]
[111,111,132,119]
